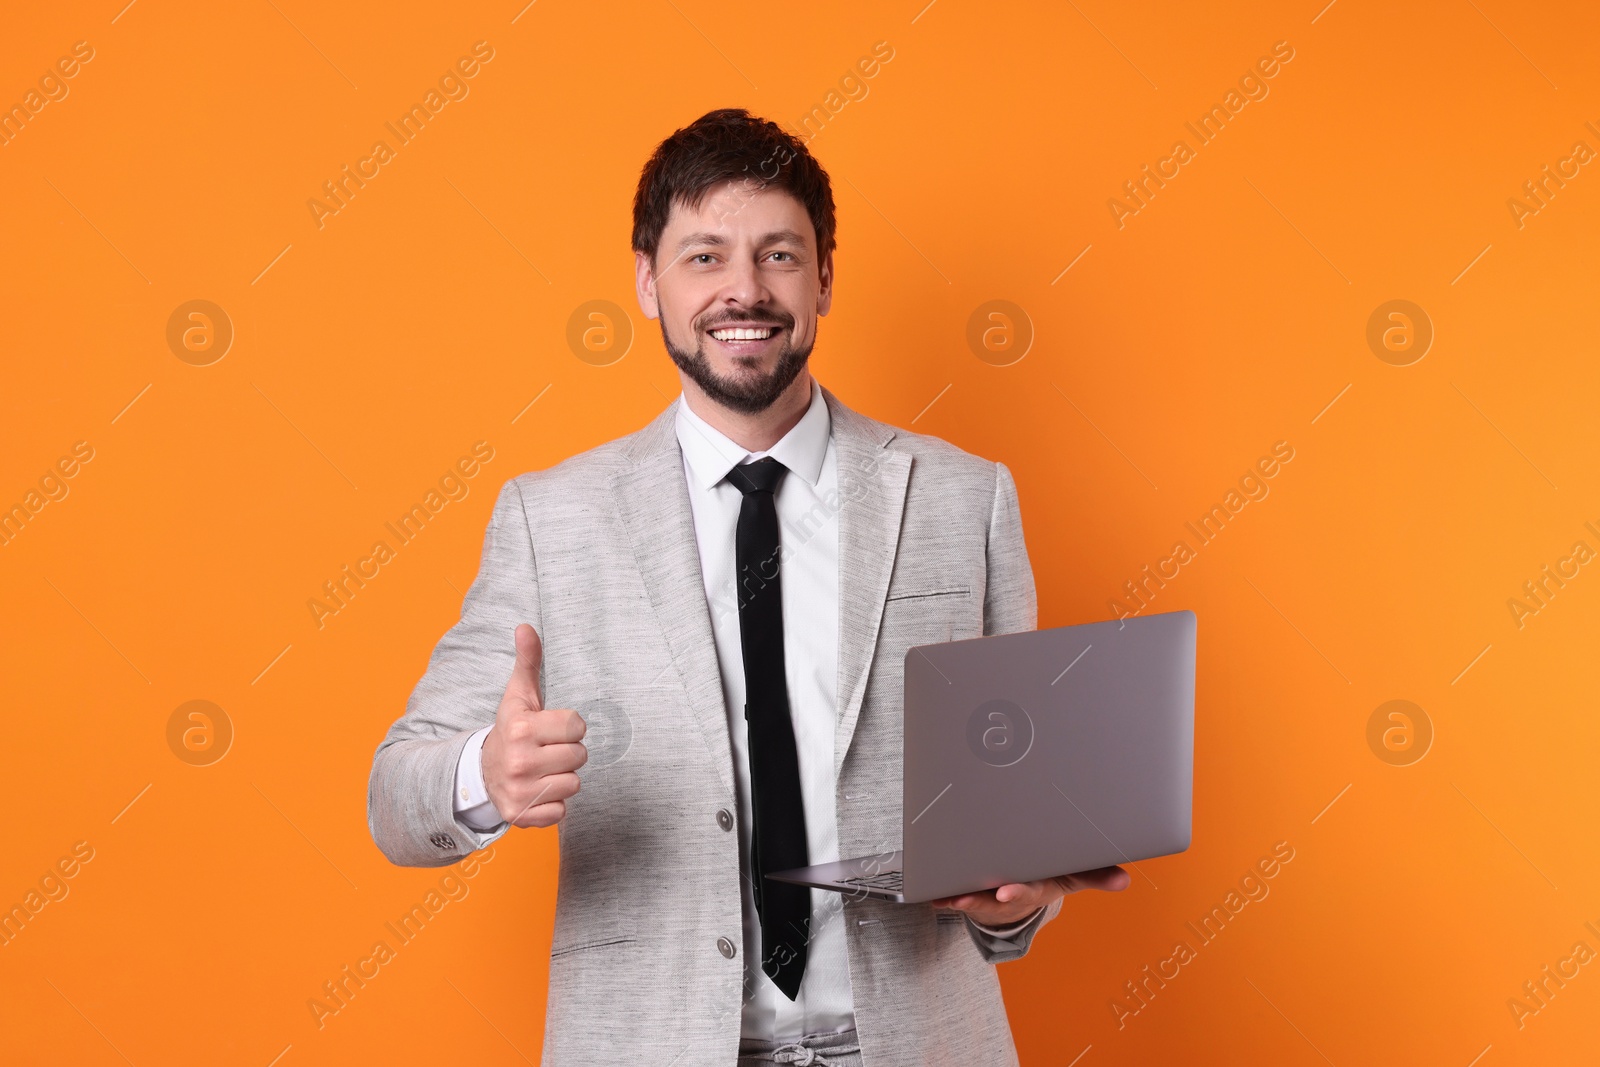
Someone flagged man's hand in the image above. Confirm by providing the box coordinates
[930,865,1131,927]
[480,623,587,828]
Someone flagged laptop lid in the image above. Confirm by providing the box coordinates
[900,609,1196,902]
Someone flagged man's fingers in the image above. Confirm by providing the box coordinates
[505,739,588,777]
[994,882,1040,905]
[533,710,586,748]
[506,623,544,711]
[504,772,582,827]
[522,771,581,805]
[487,736,587,797]
[497,710,587,752]
[512,800,567,828]
[932,865,1134,911]
[1056,865,1131,893]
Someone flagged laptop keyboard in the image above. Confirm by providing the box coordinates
[837,869,902,892]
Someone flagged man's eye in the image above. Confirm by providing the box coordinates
[769,251,794,262]
[691,254,716,265]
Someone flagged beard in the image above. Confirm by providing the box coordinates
[660,314,813,416]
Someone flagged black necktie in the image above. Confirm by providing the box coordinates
[724,457,809,1000]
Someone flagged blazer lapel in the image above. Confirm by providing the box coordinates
[611,385,911,795]
[612,398,737,798]
[823,386,912,779]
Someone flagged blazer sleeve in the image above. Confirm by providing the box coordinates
[964,459,1067,961]
[367,476,540,867]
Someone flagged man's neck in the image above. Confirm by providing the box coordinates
[680,370,815,453]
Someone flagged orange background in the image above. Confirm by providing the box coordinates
[2,1,1597,1063]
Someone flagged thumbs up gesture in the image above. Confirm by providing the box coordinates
[481,624,588,828]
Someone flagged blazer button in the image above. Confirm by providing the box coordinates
[717,936,736,959]
[716,808,734,832]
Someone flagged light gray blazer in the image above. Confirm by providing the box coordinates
[367,385,1063,1065]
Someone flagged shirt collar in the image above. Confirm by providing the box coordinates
[675,378,831,492]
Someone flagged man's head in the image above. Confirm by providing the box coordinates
[632,108,836,415]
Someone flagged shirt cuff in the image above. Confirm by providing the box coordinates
[969,906,1046,939]
[454,725,506,831]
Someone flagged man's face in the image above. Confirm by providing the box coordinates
[635,179,833,415]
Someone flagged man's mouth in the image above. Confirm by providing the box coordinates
[707,323,785,350]
[710,326,777,340]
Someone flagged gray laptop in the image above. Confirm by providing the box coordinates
[767,608,1195,903]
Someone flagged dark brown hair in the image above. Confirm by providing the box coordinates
[631,108,837,267]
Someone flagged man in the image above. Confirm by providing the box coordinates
[368,108,1129,1066]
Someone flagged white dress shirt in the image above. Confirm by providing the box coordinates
[453,379,1038,1041]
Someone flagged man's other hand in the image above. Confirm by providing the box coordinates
[480,623,588,828]
[930,865,1131,926]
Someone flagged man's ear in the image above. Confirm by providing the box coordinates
[817,248,835,317]
[634,250,661,320]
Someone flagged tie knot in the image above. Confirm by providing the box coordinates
[725,456,787,496]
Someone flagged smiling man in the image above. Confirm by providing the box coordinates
[368,108,1128,1067]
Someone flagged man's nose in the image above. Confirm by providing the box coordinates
[719,255,772,307]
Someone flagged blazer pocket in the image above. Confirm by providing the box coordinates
[935,911,965,925]
[886,585,971,603]
[549,935,638,959]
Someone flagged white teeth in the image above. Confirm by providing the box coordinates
[710,327,775,341]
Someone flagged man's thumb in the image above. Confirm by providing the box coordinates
[508,623,544,710]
